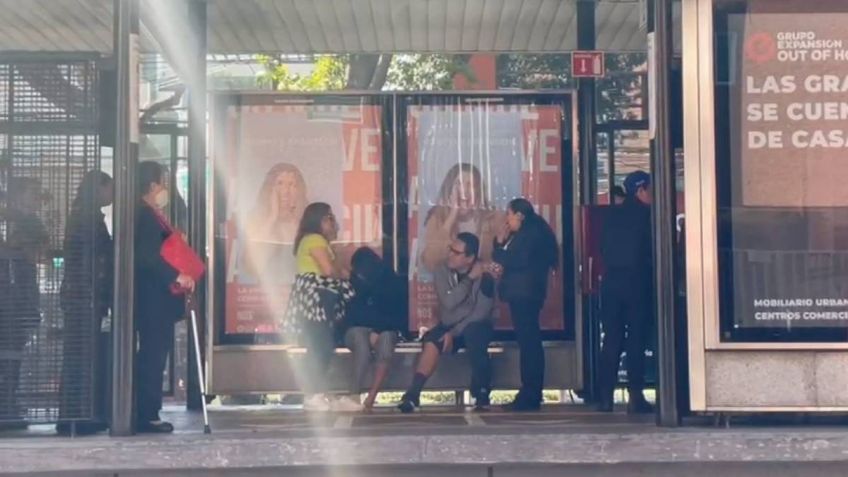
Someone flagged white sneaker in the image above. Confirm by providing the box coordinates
[303,394,331,412]
[331,396,364,412]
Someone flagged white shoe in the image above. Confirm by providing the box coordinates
[331,396,364,412]
[303,394,331,412]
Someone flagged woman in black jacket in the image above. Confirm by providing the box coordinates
[134,161,195,433]
[57,171,114,436]
[492,198,558,411]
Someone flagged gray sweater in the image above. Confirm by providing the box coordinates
[433,264,495,337]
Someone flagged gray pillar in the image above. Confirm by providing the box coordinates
[186,0,207,411]
[111,0,140,437]
[649,0,679,427]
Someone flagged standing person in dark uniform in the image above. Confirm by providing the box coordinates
[597,171,654,414]
[56,171,114,436]
[135,161,195,433]
[0,178,48,429]
[492,198,558,412]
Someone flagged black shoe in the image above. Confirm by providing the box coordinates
[596,400,614,413]
[56,421,107,436]
[627,398,655,415]
[502,397,541,412]
[137,420,174,434]
[474,393,491,412]
[397,393,420,414]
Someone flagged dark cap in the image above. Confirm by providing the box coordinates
[623,171,650,195]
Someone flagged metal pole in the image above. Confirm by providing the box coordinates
[186,0,207,411]
[649,0,679,427]
[111,0,139,437]
[577,0,599,403]
[577,0,597,203]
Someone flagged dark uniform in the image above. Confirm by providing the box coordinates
[597,177,653,412]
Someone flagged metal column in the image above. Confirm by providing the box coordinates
[649,0,679,427]
[577,0,599,403]
[111,0,140,437]
[577,0,597,203]
[186,0,207,411]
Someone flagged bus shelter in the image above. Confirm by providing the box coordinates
[0,0,685,436]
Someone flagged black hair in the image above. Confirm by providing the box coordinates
[507,197,559,271]
[456,232,480,258]
[293,202,332,255]
[611,185,626,198]
[137,161,164,198]
[72,171,112,214]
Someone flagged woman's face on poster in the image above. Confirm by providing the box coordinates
[273,171,302,215]
[450,172,480,211]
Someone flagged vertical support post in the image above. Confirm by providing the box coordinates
[111,0,139,437]
[186,0,207,411]
[577,0,597,204]
[577,0,599,403]
[649,0,679,427]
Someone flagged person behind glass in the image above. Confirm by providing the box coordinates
[135,161,195,433]
[492,198,558,412]
[285,202,352,412]
[597,170,654,414]
[399,233,496,414]
[56,171,114,436]
[341,247,405,412]
[0,177,49,430]
[611,185,627,206]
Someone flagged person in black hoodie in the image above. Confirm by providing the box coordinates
[134,161,195,433]
[492,198,558,412]
[342,247,405,411]
[56,171,114,436]
[597,171,654,414]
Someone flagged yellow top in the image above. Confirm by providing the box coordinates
[296,233,333,275]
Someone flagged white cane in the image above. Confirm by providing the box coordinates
[188,294,211,434]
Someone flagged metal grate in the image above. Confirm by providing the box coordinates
[0,57,101,425]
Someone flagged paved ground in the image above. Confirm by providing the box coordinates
[3,404,848,476]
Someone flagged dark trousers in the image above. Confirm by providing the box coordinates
[58,307,108,424]
[598,272,651,402]
[136,319,174,424]
[509,299,544,403]
[463,321,494,399]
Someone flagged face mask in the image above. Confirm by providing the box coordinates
[154,189,170,209]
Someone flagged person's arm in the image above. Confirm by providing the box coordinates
[309,244,337,277]
[492,231,533,271]
[420,211,452,272]
[136,207,180,286]
[434,265,473,313]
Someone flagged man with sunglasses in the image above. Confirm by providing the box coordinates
[399,232,496,413]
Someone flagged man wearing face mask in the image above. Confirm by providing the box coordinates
[134,161,194,433]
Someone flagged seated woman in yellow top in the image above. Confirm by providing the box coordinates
[285,202,356,412]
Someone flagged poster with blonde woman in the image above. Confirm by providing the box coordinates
[418,163,505,276]
[241,163,308,286]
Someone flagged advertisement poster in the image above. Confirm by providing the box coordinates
[407,103,565,332]
[221,103,383,335]
[727,9,848,329]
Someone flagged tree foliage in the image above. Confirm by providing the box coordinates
[384,54,474,91]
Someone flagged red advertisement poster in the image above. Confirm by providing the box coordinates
[407,103,565,332]
[221,102,383,335]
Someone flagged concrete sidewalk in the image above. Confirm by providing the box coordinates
[3,405,848,476]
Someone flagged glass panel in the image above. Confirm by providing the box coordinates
[404,96,571,337]
[596,132,611,204]
[613,130,651,187]
[714,0,848,342]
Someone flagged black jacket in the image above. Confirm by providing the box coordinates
[600,198,652,276]
[345,260,406,333]
[493,220,556,303]
[61,209,113,318]
[135,203,184,329]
